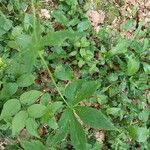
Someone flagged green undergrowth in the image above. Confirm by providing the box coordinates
[0,0,150,150]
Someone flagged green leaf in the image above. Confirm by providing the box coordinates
[128,126,149,143]
[65,0,78,6]
[21,140,46,150]
[26,118,40,138]
[40,93,51,105]
[106,107,120,115]
[138,109,150,122]
[74,81,98,105]
[143,62,150,74]
[142,38,149,51]
[52,10,69,26]
[47,109,70,146]
[75,106,116,130]
[17,74,35,87]
[41,30,84,47]
[48,117,58,129]
[54,65,73,80]
[24,13,32,31]
[65,80,83,102]
[127,56,140,76]
[122,19,136,31]
[69,110,87,150]
[27,104,46,118]
[72,81,98,105]
[110,39,129,55]
[1,99,21,118]
[0,11,12,37]
[12,26,23,37]
[7,40,18,49]
[77,21,91,31]
[0,83,18,99]
[49,101,63,114]
[12,111,28,136]
[20,90,42,105]
[65,80,98,105]
[107,73,118,82]
[16,34,32,49]
[19,48,37,74]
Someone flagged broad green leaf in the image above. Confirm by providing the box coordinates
[142,38,149,52]
[17,74,35,87]
[0,57,3,66]
[20,90,42,105]
[138,109,150,122]
[7,40,18,49]
[41,30,84,46]
[49,101,63,114]
[107,73,118,82]
[143,63,150,74]
[110,39,129,55]
[47,109,70,146]
[21,140,46,150]
[40,93,51,105]
[47,122,68,146]
[12,26,23,37]
[48,117,58,129]
[16,34,32,49]
[106,107,120,115]
[68,18,80,26]
[1,99,21,118]
[27,104,46,118]
[127,56,140,76]
[42,101,63,123]
[54,65,73,80]
[122,19,136,31]
[75,106,116,130]
[65,80,98,105]
[65,0,78,6]
[73,81,98,105]
[26,118,40,138]
[69,110,87,150]
[0,11,12,37]
[24,13,33,31]
[12,111,28,136]
[7,49,37,76]
[128,126,149,143]
[52,10,69,26]
[0,83,18,99]
[77,21,91,31]
[19,49,37,74]
[92,142,102,150]
[65,80,83,102]
[97,94,108,105]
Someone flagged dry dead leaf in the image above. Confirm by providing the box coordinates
[39,9,50,19]
[95,130,105,143]
[86,10,105,33]
[145,0,150,10]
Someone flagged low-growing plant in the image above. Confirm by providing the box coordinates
[0,0,150,149]
[0,0,117,149]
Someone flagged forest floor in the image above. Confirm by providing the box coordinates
[0,0,150,150]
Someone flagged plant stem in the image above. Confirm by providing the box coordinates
[31,0,37,43]
[38,52,71,108]
[31,0,71,109]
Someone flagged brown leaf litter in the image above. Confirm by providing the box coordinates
[39,9,50,19]
[86,10,105,33]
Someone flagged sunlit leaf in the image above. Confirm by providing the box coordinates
[75,106,116,130]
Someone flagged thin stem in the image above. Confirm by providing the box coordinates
[31,0,72,109]
[31,0,37,43]
[38,52,71,108]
